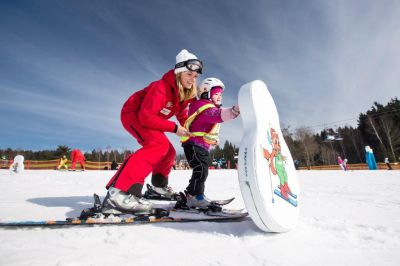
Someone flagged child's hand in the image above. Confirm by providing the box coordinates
[232,105,240,116]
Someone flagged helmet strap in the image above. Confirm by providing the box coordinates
[200,92,209,100]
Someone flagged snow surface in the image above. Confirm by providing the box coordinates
[0,169,399,266]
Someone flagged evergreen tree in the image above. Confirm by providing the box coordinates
[55,145,70,158]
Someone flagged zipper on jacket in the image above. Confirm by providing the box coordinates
[130,125,145,142]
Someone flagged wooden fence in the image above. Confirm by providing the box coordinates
[298,163,400,170]
[1,159,112,170]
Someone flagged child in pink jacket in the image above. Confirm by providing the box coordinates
[181,77,240,208]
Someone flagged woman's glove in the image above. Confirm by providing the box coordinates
[175,125,192,137]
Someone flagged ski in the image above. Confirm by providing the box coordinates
[0,213,248,228]
[273,189,298,207]
[0,194,248,228]
[278,185,297,199]
[143,184,235,206]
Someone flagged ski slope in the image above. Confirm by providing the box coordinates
[0,169,399,266]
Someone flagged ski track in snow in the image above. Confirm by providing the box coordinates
[0,169,399,266]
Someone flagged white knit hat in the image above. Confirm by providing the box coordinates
[174,49,198,74]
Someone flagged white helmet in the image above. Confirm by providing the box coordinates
[197,77,225,99]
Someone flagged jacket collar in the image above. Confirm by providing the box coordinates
[162,69,178,96]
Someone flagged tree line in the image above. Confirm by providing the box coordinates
[284,98,400,167]
[0,146,132,163]
[1,143,240,169]
[2,98,398,168]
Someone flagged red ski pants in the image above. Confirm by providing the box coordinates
[71,160,85,170]
[106,113,176,192]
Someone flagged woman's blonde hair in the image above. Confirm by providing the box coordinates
[176,73,197,102]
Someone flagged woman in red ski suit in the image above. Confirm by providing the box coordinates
[103,49,203,214]
[70,149,85,170]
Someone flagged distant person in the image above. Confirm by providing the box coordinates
[111,160,119,170]
[70,149,85,171]
[101,49,202,215]
[180,77,240,208]
[337,156,345,171]
[10,155,24,174]
[384,157,393,170]
[343,158,349,171]
[57,155,68,170]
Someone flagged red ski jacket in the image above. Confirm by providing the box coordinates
[121,70,193,132]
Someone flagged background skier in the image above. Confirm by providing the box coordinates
[343,158,349,170]
[57,155,68,170]
[337,156,347,171]
[384,157,393,170]
[111,160,119,170]
[70,149,85,171]
[9,155,24,174]
[102,49,202,214]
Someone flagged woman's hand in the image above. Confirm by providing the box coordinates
[175,125,192,137]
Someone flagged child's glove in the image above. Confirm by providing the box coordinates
[232,105,240,116]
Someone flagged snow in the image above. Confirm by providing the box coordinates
[0,169,399,266]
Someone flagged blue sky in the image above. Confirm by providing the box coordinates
[1,0,399,152]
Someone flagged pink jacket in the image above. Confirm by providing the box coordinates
[184,99,238,151]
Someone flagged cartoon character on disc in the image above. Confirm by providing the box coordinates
[262,128,297,206]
